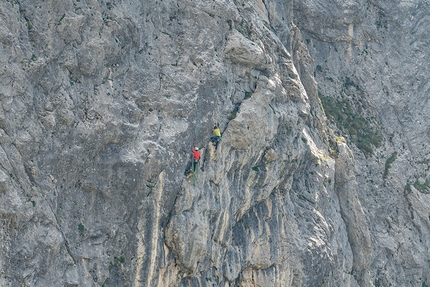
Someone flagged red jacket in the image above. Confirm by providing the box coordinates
[192,148,201,161]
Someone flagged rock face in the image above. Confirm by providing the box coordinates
[0,0,429,286]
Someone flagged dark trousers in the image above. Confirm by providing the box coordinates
[211,136,222,150]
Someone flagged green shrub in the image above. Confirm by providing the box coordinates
[78,223,85,236]
[413,180,430,194]
[383,152,397,179]
[114,256,125,264]
[343,77,360,90]
[228,105,239,120]
[319,93,382,156]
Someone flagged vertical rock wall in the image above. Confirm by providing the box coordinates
[0,0,429,286]
[293,0,430,286]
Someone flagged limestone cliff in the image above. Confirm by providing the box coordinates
[0,0,429,286]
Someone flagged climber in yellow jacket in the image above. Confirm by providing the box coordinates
[211,124,222,150]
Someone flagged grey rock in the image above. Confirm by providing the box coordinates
[225,30,267,69]
[0,0,429,286]
[0,169,8,192]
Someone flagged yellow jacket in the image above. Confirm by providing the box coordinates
[213,128,221,137]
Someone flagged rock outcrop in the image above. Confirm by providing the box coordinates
[0,0,429,286]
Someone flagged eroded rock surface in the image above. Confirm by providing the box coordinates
[0,0,429,286]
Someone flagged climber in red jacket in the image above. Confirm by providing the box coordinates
[192,146,201,172]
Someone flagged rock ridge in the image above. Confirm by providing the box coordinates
[0,0,429,286]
